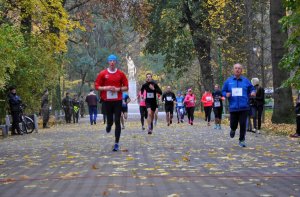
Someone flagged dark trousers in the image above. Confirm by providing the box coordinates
[105,100,122,143]
[204,106,212,122]
[139,106,148,126]
[64,108,72,123]
[73,111,79,123]
[88,106,98,124]
[252,105,263,130]
[246,109,252,131]
[11,111,21,134]
[213,107,222,119]
[41,107,50,125]
[186,107,195,122]
[176,107,185,122]
[296,116,300,135]
[230,110,248,141]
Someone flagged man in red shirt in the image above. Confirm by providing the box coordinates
[95,54,129,151]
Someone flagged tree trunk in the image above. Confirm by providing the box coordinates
[270,0,294,123]
[183,1,213,91]
[20,6,32,39]
[244,0,254,79]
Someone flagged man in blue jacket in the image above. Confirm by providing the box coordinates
[222,63,256,147]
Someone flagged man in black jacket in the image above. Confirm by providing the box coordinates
[62,92,73,123]
[141,73,162,134]
[8,86,23,135]
[291,92,300,138]
[251,78,265,134]
[41,89,50,128]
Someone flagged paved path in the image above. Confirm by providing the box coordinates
[0,115,299,197]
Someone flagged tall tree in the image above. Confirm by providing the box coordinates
[270,0,294,123]
[280,0,300,89]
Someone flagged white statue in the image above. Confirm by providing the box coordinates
[126,55,136,80]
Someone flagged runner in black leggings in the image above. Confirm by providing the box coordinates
[141,73,162,134]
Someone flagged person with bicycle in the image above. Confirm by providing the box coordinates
[7,86,23,135]
[176,91,185,123]
[162,86,176,126]
[41,89,50,128]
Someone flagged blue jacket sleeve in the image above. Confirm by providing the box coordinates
[222,80,229,97]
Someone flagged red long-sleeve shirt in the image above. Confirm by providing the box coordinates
[201,92,214,107]
[94,69,128,101]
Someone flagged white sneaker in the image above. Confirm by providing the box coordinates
[257,130,260,134]
[252,128,256,133]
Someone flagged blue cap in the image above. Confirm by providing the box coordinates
[107,54,118,62]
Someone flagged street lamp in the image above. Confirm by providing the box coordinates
[216,37,223,86]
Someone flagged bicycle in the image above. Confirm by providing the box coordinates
[19,104,35,134]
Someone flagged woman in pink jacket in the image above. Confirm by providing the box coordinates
[184,88,196,125]
[201,90,214,126]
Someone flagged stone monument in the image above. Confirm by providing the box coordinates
[126,55,138,108]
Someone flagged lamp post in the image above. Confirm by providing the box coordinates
[216,37,223,86]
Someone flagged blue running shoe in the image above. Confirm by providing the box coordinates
[113,143,119,151]
[106,126,111,133]
[230,130,235,138]
[214,125,217,129]
[239,141,246,147]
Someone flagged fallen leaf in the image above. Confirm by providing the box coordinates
[167,194,180,197]
[92,164,99,170]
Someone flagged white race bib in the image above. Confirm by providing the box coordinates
[147,92,154,98]
[166,96,172,101]
[177,103,183,107]
[206,96,212,101]
[232,88,243,97]
[107,91,118,99]
[214,101,221,107]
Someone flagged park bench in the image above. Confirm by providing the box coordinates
[0,114,39,137]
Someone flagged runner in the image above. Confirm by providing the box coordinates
[94,54,129,151]
[154,93,160,126]
[141,73,162,134]
[222,63,256,147]
[137,90,147,130]
[212,84,224,129]
[121,92,131,129]
[184,88,196,125]
[162,86,176,126]
[176,91,185,123]
[201,89,213,126]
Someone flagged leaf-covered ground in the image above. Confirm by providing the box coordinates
[0,116,299,197]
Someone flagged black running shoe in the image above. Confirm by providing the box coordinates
[106,126,111,133]
[230,130,235,138]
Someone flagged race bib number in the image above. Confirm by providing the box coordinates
[214,101,221,107]
[206,96,212,101]
[166,96,172,101]
[177,103,183,107]
[232,88,243,96]
[147,92,154,98]
[107,91,118,99]
[190,99,194,103]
